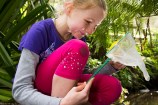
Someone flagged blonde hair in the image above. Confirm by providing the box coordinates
[53,0,107,17]
[73,0,107,11]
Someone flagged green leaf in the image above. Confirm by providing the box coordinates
[0,41,14,66]
[4,4,49,45]
[0,94,12,102]
[0,78,12,88]
[0,89,12,97]
[0,0,6,12]
[0,68,11,79]
[0,0,21,29]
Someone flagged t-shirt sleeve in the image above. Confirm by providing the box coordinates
[19,21,48,55]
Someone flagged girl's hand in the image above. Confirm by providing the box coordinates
[60,78,94,105]
[109,60,126,70]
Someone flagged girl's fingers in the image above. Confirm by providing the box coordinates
[83,78,94,93]
[75,82,86,91]
[76,78,94,92]
[110,61,126,70]
[115,62,123,67]
[120,65,126,69]
[77,82,85,86]
[117,63,126,69]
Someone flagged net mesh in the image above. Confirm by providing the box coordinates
[106,33,150,81]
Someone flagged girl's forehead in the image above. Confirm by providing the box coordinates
[71,6,105,24]
[84,7,105,22]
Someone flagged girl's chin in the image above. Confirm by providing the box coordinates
[72,31,85,39]
[73,35,84,39]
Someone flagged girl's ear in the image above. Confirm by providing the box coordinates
[64,2,74,15]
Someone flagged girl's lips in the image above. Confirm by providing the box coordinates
[79,31,85,36]
[79,31,88,37]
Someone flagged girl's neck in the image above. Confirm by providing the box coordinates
[54,16,72,42]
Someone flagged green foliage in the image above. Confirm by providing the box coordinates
[142,33,158,77]
[0,89,13,102]
[139,0,158,16]
[0,0,54,102]
[87,0,158,94]
[0,0,158,103]
[87,57,101,72]
[87,0,141,60]
[114,67,147,91]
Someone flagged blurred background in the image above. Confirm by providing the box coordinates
[0,0,158,104]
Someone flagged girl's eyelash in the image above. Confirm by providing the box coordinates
[85,20,91,24]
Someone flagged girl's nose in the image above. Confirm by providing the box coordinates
[86,27,95,35]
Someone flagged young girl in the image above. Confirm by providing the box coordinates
[12,0,125,105]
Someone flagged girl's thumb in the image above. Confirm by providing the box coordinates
[84,78,94,93]
[75,82,86,91]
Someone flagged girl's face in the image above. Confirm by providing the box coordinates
[65,5,105,39]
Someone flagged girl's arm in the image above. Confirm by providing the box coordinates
[98,61,125,75]
[12,48,62,105]
[98,62,118,75]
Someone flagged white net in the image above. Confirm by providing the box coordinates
[106,33,150,81]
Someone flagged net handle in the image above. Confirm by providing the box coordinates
[88,58,111,82]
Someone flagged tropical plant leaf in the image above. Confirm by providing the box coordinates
[0,89,12,97]
[0,0,6,12]
[4,4,50,45]
[0,95,13,102]
[0,78,12,88]
[0,0,22,30]
[0,41,14,67]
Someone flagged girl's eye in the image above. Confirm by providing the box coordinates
[85,20,91,24]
